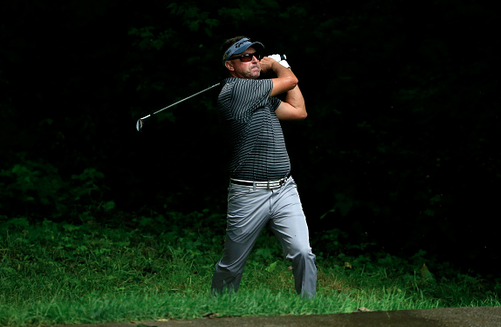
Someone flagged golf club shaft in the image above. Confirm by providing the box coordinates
[140,83,221,120]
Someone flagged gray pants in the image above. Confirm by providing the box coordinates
[212,177,317,297]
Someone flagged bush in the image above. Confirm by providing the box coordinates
[0,153,114,222]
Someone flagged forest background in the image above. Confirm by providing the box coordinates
[1,0,499,278]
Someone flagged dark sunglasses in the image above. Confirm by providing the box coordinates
[230,52,261,62]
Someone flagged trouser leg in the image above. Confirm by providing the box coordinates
[269,178,317,298]
[212,185,270,294]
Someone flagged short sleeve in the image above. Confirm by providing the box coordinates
[219,79,274,122]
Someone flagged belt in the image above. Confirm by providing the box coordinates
[230,175,290,189]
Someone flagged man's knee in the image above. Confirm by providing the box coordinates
[288,245,315,263]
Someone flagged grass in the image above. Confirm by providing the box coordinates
[0,213,499,326]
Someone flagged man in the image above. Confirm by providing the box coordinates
[212,36,317,298]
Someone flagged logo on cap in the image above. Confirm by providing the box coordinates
[234,39,247,49]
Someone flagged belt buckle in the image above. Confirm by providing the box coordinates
[266,177,286,190]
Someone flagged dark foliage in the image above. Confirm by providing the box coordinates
[1,0,499,275]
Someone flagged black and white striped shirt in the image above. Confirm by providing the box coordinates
[218,78,291,181]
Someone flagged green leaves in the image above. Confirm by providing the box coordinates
[217,0,280,23]
[128,27,174,51]
[0,156,67,209]
[168,3,220,33]
[71,168,105,200]
[0,154,113,222]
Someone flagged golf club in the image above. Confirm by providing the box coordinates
[135,54,288,131]
[136,83,220,132]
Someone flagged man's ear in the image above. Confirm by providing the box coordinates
[225,60,234,71]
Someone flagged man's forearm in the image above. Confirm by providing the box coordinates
[274,73,307,120]
[274,62,298,83]
[262,55,307,120]
[268,62,298,97]
[285,83,306,114]
[276,64,306,114]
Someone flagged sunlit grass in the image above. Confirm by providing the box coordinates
[0,216,499,326]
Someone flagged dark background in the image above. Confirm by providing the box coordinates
[1,0,499,276]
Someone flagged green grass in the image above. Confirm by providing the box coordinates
[1,214,499,326]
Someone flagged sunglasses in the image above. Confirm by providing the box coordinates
[230,52,261,62]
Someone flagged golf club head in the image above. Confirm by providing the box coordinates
[136,118,144,132]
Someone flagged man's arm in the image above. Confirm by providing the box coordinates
[275,84,306,120]
[260,57,307,120]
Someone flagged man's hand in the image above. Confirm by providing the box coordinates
[260,55,290,75]
[267,54,290,68]
[260,56,279,75]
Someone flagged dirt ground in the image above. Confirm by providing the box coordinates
[51,306,501,327]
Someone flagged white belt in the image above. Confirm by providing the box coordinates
[230,176,290,189]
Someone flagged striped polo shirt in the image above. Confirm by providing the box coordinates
[218,77,291,181]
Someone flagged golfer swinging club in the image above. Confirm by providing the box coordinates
[211,36,317,298]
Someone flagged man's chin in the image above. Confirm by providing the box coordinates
[250,69,261,79]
